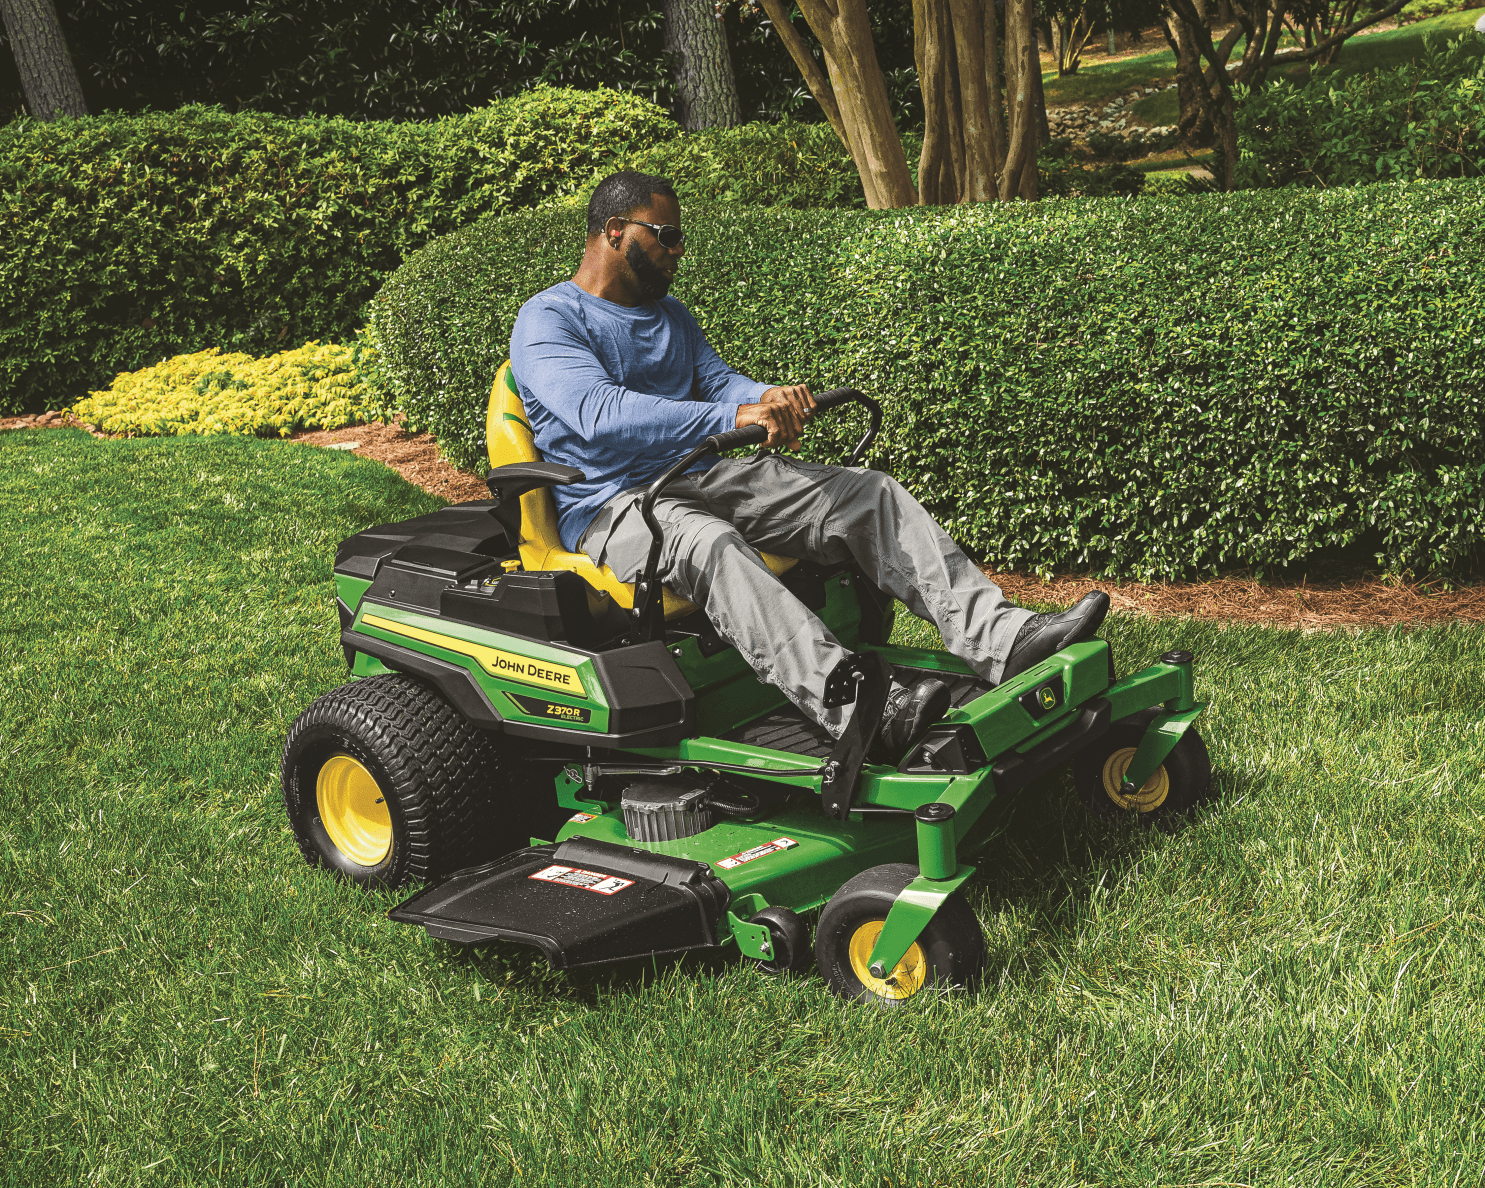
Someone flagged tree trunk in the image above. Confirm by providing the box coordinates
[756,0,850,149]
[983,0,1008,169]
[661,0,742,130]
[0,0,87,120]
[795,0,918,208]
[947,0,998,201]
[1167,0,1240,188]
[914,0,1003,204]
[1164,0,1413,186]
[1028,26,1051,143]
[1159,10,1213,146]
[999,0,1040,201]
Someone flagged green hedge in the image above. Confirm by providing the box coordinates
[0,87,676,415]
[563,120,869,211]
[370,178,1485,581]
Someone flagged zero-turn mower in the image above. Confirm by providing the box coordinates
[280,367,1211,1006]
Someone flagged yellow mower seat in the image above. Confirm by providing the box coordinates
[487,361,796,621]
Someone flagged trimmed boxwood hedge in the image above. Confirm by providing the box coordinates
[0,87,675,415]
[370,178,1485,581]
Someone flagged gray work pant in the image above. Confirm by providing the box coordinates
[578,454,1033,738]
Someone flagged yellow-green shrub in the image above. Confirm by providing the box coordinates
[71,340,378,437]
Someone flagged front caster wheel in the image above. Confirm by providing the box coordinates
[815,864,986,1007]
[747,906,812,975]
[281,674,501,888]
[1075,718,1212,829]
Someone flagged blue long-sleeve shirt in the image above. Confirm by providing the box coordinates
[509,281,771,552]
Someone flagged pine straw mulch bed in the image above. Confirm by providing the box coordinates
[8,411,1482,630]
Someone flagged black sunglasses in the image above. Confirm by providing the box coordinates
[612,216,685,250]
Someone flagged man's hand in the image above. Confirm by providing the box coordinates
[737,384,816,450]
[762,384,816,418]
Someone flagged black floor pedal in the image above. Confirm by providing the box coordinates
[388,837,731,969]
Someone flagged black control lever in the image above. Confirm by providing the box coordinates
[809,387,883,468]
[630,389,883,642]
[632,427,768,640]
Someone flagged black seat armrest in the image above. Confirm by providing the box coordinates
[485,462,585,498]
[485,463,586,541]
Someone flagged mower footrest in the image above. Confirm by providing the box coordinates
[992,697,1111,797]
[387,838,731,969]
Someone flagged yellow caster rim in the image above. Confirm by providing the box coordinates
[317,754,392,867]
[848,920,927,1001]
[1101,747,1170,812]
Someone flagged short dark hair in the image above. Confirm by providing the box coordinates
[586,171,678,237]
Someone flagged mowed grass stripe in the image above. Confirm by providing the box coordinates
[2,427,1483,1186]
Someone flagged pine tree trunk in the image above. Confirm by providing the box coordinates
[661,0,742,130]
[0,0,87,120]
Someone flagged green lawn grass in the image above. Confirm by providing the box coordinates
[5,428,1485,1185]
[1051,5,1483,113]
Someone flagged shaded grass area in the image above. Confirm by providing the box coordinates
[1044,53,1177,105]
[1049,6,1482,111]
[4,428,1485,1185]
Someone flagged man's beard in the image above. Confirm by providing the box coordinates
[626,243,673,301]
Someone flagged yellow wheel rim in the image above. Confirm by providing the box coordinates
[848,920,927,1001]
[316,754,392,867]
[1101,747,1170,812]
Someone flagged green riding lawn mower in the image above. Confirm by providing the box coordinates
[281,386,1212,1006]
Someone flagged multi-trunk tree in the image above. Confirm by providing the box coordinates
[1044,0,1164,76]
[1161,0,1413,189]
[764,0,1048,208]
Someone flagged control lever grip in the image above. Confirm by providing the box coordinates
[811,386,864,410]
[704,424,769,452]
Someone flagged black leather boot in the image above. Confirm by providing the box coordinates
[873,677,952,762]
[1000,591,1111,684]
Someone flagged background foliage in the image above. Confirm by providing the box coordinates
[0,88,672,415]
[370,179,1485,582]
[1236,32,1485,188]
[0,0,924,129]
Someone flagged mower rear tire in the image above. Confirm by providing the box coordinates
[282,674,504,888]
[815,864,986,1007]
[1075,719,1212,829]
[747,906,812,976]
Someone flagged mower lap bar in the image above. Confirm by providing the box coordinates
[388,837,731,969]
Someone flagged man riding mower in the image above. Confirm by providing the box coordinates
[280,171,1211,1006]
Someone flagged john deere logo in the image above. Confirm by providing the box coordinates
[1038,685,1058,711]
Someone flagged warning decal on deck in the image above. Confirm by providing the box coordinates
[529,864,634,895]
[565,812,597,824]
[716,837,799,871]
